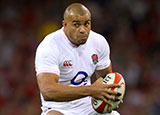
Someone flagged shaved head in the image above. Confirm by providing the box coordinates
[62,3,91,46]
[64,3,91,21]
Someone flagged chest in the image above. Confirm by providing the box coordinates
[58,46,99,85]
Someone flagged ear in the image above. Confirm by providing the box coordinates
[62,20,67,27]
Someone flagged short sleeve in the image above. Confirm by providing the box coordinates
[96,36,111,70]
[35,39,60,76]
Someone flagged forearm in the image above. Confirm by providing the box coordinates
[38,73,119,104]
[42,83,93,102]
[37,73,106,102]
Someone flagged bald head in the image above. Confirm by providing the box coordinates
[64,3,91,21]
[62,3,91,46]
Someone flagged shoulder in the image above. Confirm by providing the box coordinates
[44,28,62,45]
[37,28,62,50]
[36,28,62,56]
[89,30,109,47]
[90,30,104,38]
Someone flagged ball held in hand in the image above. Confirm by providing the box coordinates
[91,72,126,114]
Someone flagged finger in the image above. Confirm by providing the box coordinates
[106,84,121,88]
[116,92,122,96]
[120,99,123,103]
[105,93,120,102]
[114,97,120,101]
[104,93,115,101]
[107,90,117,95]
[102,97,112,106]
[105,90,121,101]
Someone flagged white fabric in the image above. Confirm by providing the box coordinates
[41,97,120,115]
[35,27,114,114]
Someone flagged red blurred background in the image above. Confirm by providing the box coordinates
[0,0,160,115]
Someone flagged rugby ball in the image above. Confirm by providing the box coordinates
[91,72,125,114]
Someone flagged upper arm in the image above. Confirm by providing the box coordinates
[37,73,59,98]
[35,45,60,76]
[35,37,61,100]
[95,35,111,71]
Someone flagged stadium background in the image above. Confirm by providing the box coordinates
[0,0,160,115]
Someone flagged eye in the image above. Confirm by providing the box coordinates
[84,21,90,26]
[73,23,80,28]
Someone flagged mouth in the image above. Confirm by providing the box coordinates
[79,35,88,39]
[80,36,88,44]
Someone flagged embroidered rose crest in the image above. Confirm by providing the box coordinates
[92,54,98,65]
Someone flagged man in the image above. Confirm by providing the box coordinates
[35,3,121,115]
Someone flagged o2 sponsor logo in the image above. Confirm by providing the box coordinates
[71,71,88,86]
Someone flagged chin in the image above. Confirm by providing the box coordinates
[76,39,88,46]
[79,41,87,45]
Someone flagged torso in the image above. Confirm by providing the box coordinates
[35,27,111,108]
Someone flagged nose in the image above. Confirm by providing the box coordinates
[79,26,86,34]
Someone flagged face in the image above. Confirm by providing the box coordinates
[63,13,91,46]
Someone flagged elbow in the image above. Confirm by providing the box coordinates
[42,93,52,101]
[41,90,57,101]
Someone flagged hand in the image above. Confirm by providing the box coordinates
[90,78,121,105]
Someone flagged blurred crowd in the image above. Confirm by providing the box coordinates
[0,0,160,115]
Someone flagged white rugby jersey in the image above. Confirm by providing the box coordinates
[35,27,111,109]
